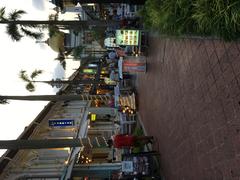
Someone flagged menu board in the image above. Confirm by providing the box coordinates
[122,56,146,73]
[116,30,139,46]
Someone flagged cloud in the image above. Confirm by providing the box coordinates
[32,0,46,11]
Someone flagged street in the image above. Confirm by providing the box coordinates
[136,35,240,179]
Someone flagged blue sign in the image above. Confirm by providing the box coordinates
[49,119,74,127]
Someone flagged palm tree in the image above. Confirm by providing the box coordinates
[0,137,108,149]
[0,7,43,41]
[19,69,105,92]
[19,69,43,92]
[0,94,112,104]
[0,7,119,41]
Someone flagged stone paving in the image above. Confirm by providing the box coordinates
[136,36,240,179]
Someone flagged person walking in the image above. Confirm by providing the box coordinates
[107,134,154,149]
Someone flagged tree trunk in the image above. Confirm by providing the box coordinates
[0,94,112,102]
[0,20,119,28]
[32,79,105,85]
[77,0,146,5]
[0,138,107,149]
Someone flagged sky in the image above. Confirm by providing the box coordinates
[0,0,79,156]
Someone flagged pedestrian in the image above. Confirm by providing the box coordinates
[107,134,154,149]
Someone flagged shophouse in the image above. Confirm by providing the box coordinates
[0,69,122,179]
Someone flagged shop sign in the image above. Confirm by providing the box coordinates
[83,69,97,74]
[49,119,74,127]
[123,59,146,73]
[116,30,139,46]
[91,114,96,121]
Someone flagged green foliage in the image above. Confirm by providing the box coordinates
[19,70,30,82]
[142,0,240,40]
[6,23,23,41]
[132,127,144,136]
[132,127,145,153]
[8,9,26,20]
[19,70,43,92]
[25,83,35,92]
[20,27,43,40]
[0,99,9,104]
[0,7,44,41]
[30,70,43,79]
[72,45,86,58]
[0,7,6,20]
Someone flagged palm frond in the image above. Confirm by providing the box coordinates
[19,70,30,82]
[20,70,26,73]
[20,27,43,40]
[22,24,44,29]
[8,9,26,20]
[6,24,22,41]
[0,7,6,20]
[30,70,43,80]
[0,99,9,104]
[26,83,35,92]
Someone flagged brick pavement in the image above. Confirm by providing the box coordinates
[136,36,240,180]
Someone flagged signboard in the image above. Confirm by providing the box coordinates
[49,119,74,127]
[91,114,96,121]
[123,58,146,73]
[116,30,139,46]
[83,69,97,74]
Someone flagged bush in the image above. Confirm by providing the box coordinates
[132,127,144,153]
[141,0,240,40]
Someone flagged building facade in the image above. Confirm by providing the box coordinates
[0,69,122,179]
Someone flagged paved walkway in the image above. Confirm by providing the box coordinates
[136,36,240,179]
